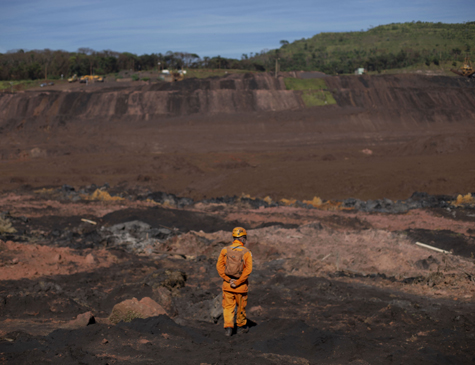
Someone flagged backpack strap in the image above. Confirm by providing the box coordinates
[228,245,249,253]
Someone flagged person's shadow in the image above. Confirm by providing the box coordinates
[247,319,257,328]
[233,318,257,335]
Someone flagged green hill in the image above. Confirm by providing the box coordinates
[254,21,475,75]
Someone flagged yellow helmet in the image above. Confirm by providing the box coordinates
[232,227,247,238]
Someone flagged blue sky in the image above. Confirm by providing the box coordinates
[0,0,473,58]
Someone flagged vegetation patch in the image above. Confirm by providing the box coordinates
[109,309,144,324]
[284,78,336,107]
[0,217,16,235]
[260,21,475,74]
[452,193,475,206]
[185,69,253,78]
[81,189,124,201]
[301,90,336,106]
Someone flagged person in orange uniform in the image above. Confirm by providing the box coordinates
[216,227,253,336]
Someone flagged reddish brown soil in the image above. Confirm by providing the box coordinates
[1,73,475,201]
[1,73,475,364]
[1,193,475,364]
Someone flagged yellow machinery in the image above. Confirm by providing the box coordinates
[158,70,185,82]
[173,72,185,82]
[450,56,475,78]
[68,74,78,83]
[79,75,105,83]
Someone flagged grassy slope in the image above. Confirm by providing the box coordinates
[283,78,337,107]
[288,22,473,55]
[264,22,475,74]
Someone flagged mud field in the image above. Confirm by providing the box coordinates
[1,73,475,201]
[1,72,475,364]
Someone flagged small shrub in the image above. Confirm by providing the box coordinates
[453,193,474,206]
[141,77,150,81]
[81,189,124,201]
[131,74,139,81]
[109,310,143,324]
[302,90,336,107]
[0,217,16,234]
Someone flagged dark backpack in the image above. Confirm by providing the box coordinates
[225,245,249,278]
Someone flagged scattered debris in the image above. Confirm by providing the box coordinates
[415,241,452,254]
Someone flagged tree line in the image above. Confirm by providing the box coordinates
[1,21,474,81]
[258,21,475,74]
[0,48,265,81]
[267,47,471,75]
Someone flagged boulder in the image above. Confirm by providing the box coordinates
[109,297,167,324]
[144,270,187,291]
[152,286,177,317]
[179,294,222,323]
[68,311,95,327]
[85,253,96,264]
[145,191,194,208]
[100,220,175,253]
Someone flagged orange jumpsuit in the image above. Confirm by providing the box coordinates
[216,240,253,329]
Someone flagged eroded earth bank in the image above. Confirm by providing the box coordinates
[1,73,475,201]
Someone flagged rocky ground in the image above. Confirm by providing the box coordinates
[0,186,474,364]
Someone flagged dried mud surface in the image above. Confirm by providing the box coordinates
[1,73,475,364]
[1,191,475,364]
[1,73,475,201]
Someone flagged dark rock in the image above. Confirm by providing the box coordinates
[100,220,167,252]
[144,270,187,291]
[152,286,177,317]
[68,311,95,327]
[145,191,193,208]
[414,256,440,270]
[149,227,172,239]
[240,197,269,209]
[202,195,237,205]
[179,294,222,323]
[391,202,409,214]
[342,198,359,208]
[61,184,75,192]
[365,200,381,211]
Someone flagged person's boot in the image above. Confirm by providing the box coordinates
[237,325,249,334]
[224,327,232,337]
